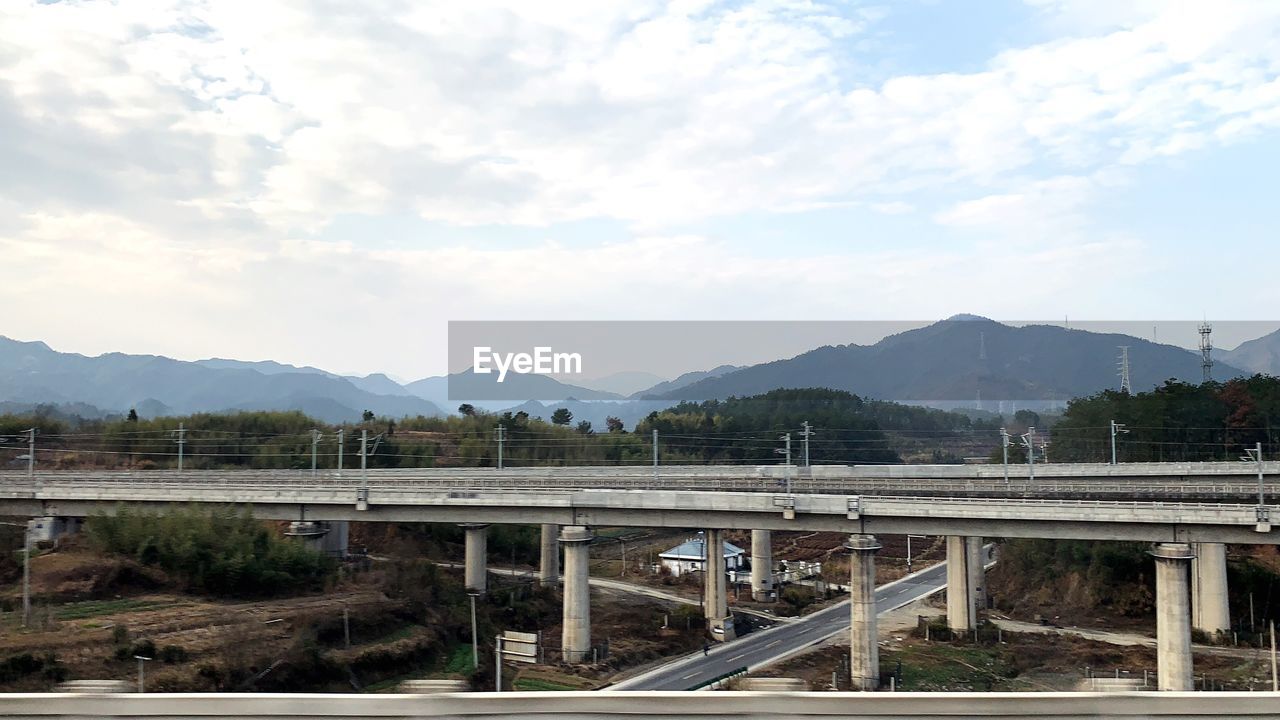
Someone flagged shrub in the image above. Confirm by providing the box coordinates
[86,506,336,598]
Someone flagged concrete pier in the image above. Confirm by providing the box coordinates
[461,523,488,594]
[966,536,986,615]
[846,534,882,691]
[750,529,774,602]
[1191,541,1230,637]
[1151,543,1195,691]
[703,529,736,641]
[946,536,973,632]
[539,523,560,586]
[560,525,593,663]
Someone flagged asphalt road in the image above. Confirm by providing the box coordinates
[608,560,951,691]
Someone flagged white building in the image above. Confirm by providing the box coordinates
[658,533,745,577]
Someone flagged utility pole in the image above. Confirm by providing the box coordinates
[652,429,658,479]
[336,429,344,477]
[171,423,186,472]
[2,521,31,627]
[343,605,351,649]
[495,425,505,470]
[1271,620,1277,692]
[776,433,793,494]
[1021,427,1036,483]
[469,592,479,669]
[1110,420,1128,465]
[1257,441,1265,509]
[360,429,368,485]
[135,655,151,692]
[22,524,30,627]
[311,429,322,477]
[800,421,814,467]
[495,635,503,692]
[25,428,36,480]
[1244,441,1266,509]
[1000,428,1010,484]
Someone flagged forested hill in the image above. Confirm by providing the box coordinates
[654,316,1248,403]
[636,388,1001,465]
[1047,375,1280,463]
[0,388,997,469]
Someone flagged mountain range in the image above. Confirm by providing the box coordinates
[0,337,443,423]
[2,317,1277,425]
[651,316,1256,403]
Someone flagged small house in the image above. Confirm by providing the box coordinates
[658,533,745,577]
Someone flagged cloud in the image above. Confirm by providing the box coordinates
[934,175,1096,231]
[0,1,1279,376]
[0,208,1157,376]
[2,0,1278,231]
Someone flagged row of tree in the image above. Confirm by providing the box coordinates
[1048,376,1280,462]
[0,389,1000,469]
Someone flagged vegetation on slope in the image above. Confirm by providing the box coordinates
[85,506,336,598]
[1048,376,1280,463]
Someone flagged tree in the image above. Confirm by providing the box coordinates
[551,408,573,425]
[606,416,625,433]
[458,403,476,416]
[1013,409,1040,429]
[362,409,375,422]
[576,420,593,435]
[126,408,138,423]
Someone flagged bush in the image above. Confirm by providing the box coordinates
[130,639,157,659]
[86,506,336,598]
[159,645,189,663]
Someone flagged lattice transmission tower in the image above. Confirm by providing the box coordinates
[1199,322,1214,382]
[1117,346,1132,394]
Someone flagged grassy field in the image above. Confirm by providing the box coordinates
[442,644,476,676]
[56,598,183,620]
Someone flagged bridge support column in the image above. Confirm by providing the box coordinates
[539,524,560,587]
[461,523,488,595]
[945,536,972,632]
[751,529,774,602]
[847,534,882,691]
[966,536,986,616]
[704,529,736,641]
[1192,542,1230,638]
[1151,543,1194,691]
[560,526,593,663]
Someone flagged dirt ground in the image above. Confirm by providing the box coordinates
[749,611,1275,692]
[0,539,712,693]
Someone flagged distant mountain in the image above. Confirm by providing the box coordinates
[655,317,1251,403]
[0,336,444,422]
[200,358,412,397]
[403,370,624,413]
[580,371,668,397]
[1221,329,1280,375]
[195,358,333,377]
[631,364,741,399]
[346,373,412,397]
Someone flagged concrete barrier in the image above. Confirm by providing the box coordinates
[2,692,1279,718]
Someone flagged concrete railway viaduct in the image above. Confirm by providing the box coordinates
[2,461,1277,693]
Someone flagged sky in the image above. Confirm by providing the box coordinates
[1,0,1279,380]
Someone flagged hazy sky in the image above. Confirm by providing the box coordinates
[1,0,1278,379]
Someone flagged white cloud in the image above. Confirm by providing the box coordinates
[934,175,1096,231]
[1,1,1279,375]
[0,208,1158,376]
[2,0,1278,231]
